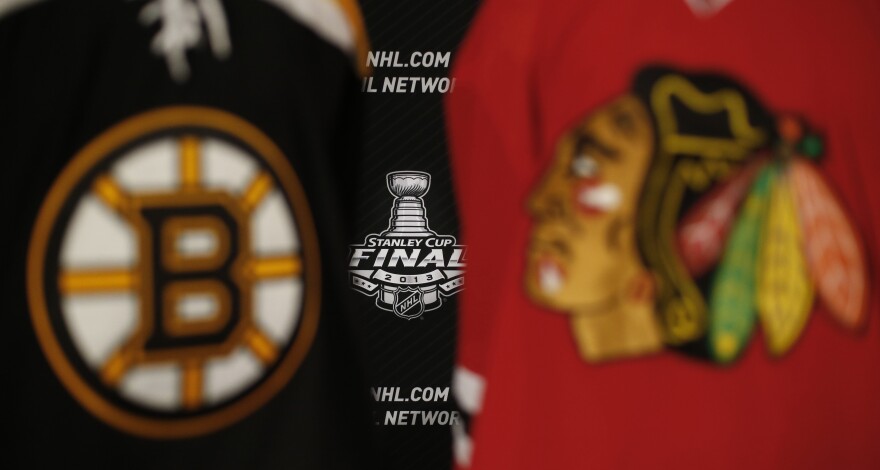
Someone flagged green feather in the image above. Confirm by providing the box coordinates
[798,134,823,160]
[708,164,776,364]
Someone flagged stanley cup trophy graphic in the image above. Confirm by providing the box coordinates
[348,170,466,320]
[383,171,434,237]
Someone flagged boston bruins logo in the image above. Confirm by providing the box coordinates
[27,107,320,437]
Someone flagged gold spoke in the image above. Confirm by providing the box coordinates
[244,328,278,365]
[247,255,302,279]
[101,349,134,386]
[180,135,200,190]
[59,270,138,294]
[240,172,273,212]
[182,362,203,410]
[93,175,130,212]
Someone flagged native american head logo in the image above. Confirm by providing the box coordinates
[525,66,868,364]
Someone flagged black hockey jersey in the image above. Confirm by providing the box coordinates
[1,0,376,468]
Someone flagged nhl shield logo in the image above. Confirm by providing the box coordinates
[348,171,465,319]
[394,288,426,319]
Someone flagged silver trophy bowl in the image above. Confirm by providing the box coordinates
[383,171,433,237]
[387,172,430,198]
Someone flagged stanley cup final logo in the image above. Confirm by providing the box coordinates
[349,171,465,319]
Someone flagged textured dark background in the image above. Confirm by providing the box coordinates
[354,1,478,469]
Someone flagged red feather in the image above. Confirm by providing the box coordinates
[677,158,765,277]
[789,160,868,329]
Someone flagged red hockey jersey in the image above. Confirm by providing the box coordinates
[446,0,880,468]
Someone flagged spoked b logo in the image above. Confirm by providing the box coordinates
[27,107,320,437]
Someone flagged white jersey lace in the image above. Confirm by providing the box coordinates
[139,0,231,82]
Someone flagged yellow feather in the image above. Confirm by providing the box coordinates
[756,171,814,356]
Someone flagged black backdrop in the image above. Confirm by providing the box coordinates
[354,1,478,469]
[2,0,479,468]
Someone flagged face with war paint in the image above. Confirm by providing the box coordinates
[525,94,663,361]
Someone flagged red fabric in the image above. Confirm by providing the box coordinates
[445,0,542,378]
[446,0,880,468]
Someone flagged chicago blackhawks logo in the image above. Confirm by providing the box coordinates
[349,171,465,319]
[526,66,868,364]
[27,107,320,437]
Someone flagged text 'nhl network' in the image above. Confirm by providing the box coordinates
[362,50,456,94]
[371,387,460,426]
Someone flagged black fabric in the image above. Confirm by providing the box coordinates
[1,1,376,468]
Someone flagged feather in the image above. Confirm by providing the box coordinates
[756,170,813,356]
[789,160,868,329]
[708,165,775,364]
[677,158,765,277]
